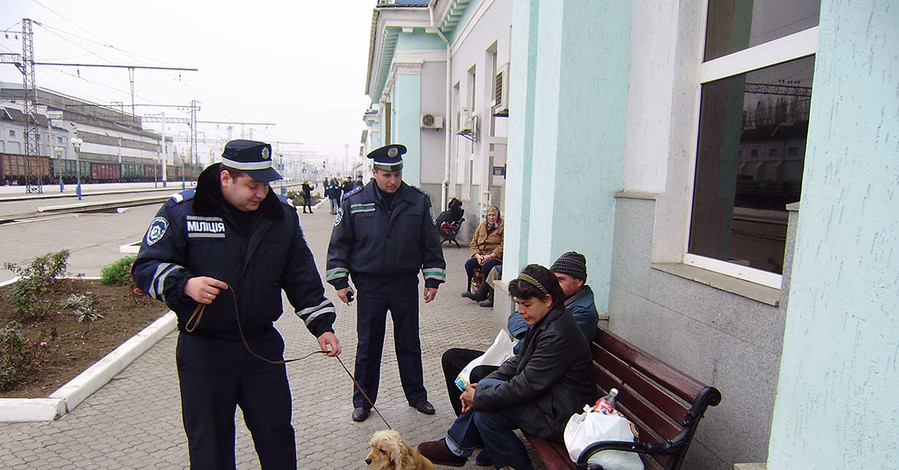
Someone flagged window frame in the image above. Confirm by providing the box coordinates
[685,26,819,289]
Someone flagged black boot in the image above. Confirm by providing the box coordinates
[462,281,489,301]
[479,290,494,307]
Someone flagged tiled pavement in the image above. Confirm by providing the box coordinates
[0,203,546,469]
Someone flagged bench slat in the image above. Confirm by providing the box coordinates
[597,331,706,403]
[593,347,686,435]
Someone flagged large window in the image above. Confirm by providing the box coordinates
[687,0,820,288]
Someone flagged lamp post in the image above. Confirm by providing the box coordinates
[153,152,159,188]
[53,146,65,193]
[71,137,83,200]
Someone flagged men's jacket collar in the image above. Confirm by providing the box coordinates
[192,163,284,221]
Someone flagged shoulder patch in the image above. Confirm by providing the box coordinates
[170,189,195,204]
[343,186,363,199]
[146,217,169,245]
[334,207,344,226]
[277,194,295,208]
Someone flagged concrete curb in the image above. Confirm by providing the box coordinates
[0,311,176,422]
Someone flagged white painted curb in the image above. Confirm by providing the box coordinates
[0,311,176,422]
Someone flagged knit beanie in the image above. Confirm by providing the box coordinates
[550,251,587,281]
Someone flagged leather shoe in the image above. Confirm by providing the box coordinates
[462,291,476,299]
[475,449,493,466]
[417,439,467,467]
[409,400,436,415]
[352,407,370,422]
[479,298,494,307]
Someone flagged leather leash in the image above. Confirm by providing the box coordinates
[184,283,392,429]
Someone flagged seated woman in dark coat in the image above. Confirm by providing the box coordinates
[418,264,596,470]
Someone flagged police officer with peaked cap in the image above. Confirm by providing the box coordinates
[327,143,447,422]
[132,139,342,469]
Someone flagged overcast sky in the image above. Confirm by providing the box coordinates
[1,0,375,162]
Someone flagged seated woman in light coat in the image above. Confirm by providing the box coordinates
[462,205,503,305]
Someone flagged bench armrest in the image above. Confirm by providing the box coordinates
[575,439,670,469]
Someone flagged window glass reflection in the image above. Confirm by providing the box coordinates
[689,56,814,274]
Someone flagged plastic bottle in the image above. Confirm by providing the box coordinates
[592,388,619,414]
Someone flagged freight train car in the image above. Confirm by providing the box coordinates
[91,162,121,182]
[0,153,52,185]
[51,158,92,184]
[121,163,145,181]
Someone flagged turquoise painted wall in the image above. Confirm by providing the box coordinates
[767,1,899,467]
[504,0,629,314]
[504,0,539,278]
[394,73,422,187]
[395,29,445,50]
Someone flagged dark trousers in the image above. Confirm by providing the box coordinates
[447,379,533,470]
[176,330,296,470]
[441,347,500,416]
[353,272,428,409]
[464,257,502,291]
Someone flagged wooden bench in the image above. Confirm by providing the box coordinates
[524,329,722,470]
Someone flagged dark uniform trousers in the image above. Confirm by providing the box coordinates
[353,271,427,409]
[176,327,295,470]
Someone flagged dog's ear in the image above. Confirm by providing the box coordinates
[381,436,404,470]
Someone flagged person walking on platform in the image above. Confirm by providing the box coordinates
[326,143,447,422]
[132,139,342,470]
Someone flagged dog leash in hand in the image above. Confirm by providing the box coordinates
[185,283,392,429]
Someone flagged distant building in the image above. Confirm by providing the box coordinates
[1,82,182,186]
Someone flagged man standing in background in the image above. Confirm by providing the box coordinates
[326,143,446,422]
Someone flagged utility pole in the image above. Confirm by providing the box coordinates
[190,100,199,168]
[140,111,191,188]
[22,19,41,193]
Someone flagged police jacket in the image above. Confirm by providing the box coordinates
[132,164,337,341]
[326,180,446,290]
[476,306,596,442]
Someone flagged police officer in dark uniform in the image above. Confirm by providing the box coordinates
[132,139,342,470]
[326,143,446,422]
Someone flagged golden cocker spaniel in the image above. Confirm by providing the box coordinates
[365,429,435,470]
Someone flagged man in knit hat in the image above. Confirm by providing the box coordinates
[441,251,600,422]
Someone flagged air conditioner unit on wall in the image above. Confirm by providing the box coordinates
[457,107,473,133]
[493,63,510,116]
[420,113,444,129]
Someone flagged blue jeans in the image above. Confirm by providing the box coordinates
[446,378,534,470]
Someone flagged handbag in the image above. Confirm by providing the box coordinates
[564,405,644,470]
[454,329,514,390]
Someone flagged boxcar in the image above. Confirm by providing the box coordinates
[51,159,92,184]
[91,162,121,182]
[121,163,144,181]
[0,153,51,185]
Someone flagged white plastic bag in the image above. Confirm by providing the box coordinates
[454,329,514,390]
[564,405,644,470]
